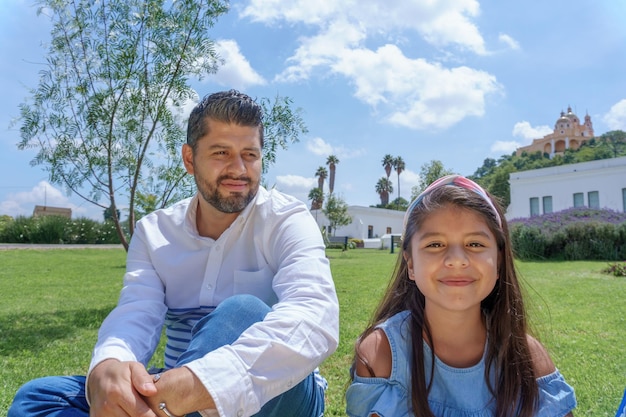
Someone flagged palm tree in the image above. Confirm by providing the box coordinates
[315,166,328,193]
[393,156,405,204]
[308,187,324,211]
[326,155,339,194]
[382,154,394,180]
[375,177,393,206]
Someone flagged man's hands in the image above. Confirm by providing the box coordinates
[88,359,216,417]
[87,359,158,417]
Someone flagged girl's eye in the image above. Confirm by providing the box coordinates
[468,242,485,248]
[426,242,444,248]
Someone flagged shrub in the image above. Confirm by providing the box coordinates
[602,262,626,277]
[509,207,626,261]
[0,216,36,243]
[31,215,68,243]
[510,226,547,260]
[0,215,122,244]
[349,238,363,248]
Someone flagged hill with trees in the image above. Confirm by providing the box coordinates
[469,130,626,209]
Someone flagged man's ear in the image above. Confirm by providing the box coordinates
[182,144,194,175]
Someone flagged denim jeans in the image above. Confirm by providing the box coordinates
[8,294,325,417]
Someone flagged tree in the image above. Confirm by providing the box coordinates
[375,177,393,206]
[258,94,309,174]
[471,158,497,179]
[134,191,160,220]
[381,154,394,180]
[389,196,409,212]
[323,194,352,236]
[308,187,324,211]
[17,0,307,250]
[326,155,339,194]
[411,160,456,199]
[315,166,328,193]
[392,156,405,205]
[599,130,626,157]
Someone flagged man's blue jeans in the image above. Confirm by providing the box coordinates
[8,294,325,417]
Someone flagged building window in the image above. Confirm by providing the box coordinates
[588,191,600,209]
[573,193,584,207]
[368,225,373,239]
[530,197,540,217]
[386,227,392,234]
[622,188,626,212]
[542,196,553,214]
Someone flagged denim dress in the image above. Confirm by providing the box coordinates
[346,310,576,417]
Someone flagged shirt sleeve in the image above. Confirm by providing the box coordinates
[185,195,340,417]
[536,369,577,417]
[88,222,169,371]
[346,375,411,417]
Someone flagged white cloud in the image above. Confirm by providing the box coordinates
[498,33,520,50]
[0,181,102,220]
[241,0,486,53]
[208,39,266,89]
[306,137,334,156]
[289,43,502,130]
[305,137,366,159]
[275,174,316,189]
[512,121,552,143]
[498,121,552,154]
[168,91,200,124]
[603,99,626,130]
[399,169,420,199]
[273,174,317,205]
[241,1,498,130]
[491,140,521,155]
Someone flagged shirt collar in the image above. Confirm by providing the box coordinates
[183,187,268,239]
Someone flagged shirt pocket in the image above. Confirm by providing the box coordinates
[234,264,278,306]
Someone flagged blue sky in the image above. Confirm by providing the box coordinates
[2,0,626,220]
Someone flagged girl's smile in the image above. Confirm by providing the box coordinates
[405,205,498,314]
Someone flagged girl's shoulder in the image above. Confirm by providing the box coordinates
[355,327,392,378]
[354,311,410,378]
[526,334,557,377]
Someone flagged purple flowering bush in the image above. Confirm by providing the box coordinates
[509,207,626,261]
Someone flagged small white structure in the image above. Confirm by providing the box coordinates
[311,205,404,240]
[507,156,626,219]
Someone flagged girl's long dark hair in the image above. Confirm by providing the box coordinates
[351,185,539,417]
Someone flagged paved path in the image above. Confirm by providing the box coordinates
[0,243,124,250]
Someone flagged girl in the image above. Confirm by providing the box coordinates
[346,175,576,417]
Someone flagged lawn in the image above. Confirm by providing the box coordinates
[0,248,624,415]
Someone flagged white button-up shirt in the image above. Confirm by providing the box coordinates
[88,187,339,417]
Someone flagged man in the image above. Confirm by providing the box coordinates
[9,90,339,417]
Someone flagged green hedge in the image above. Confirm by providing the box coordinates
[0,215,122,244]
[509,208,626,261]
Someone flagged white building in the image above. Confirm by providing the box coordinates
[507,156,626,219]
[311,205,404,240]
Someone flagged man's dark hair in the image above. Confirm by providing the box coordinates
[187,89,264,151]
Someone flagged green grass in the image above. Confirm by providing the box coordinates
[1,249,624,415]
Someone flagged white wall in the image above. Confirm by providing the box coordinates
[507,156,626,219]
[311,205,404,239]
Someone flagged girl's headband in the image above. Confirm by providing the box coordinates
[402,175,502,234]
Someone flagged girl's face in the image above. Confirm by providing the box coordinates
[405,205,499,317]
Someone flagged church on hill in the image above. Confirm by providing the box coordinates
[516,106,594,157]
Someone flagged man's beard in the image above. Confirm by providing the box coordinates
[195,174,258,214]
